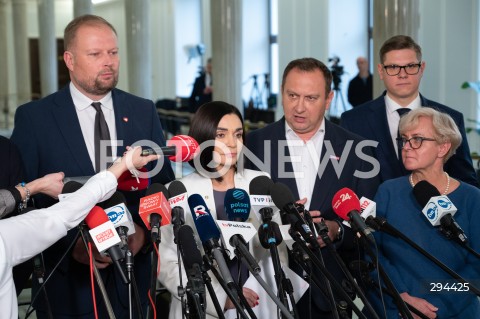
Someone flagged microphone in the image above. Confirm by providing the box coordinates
[248,175,276,219]
[258,221,283,249]
[138,183,171,243]
[332,188,375,243]
[178,224,206,318]
[168,180,188,243]
[101,192,136,246]
[58,180,83,201]
[270,182,320,250]
[141,135,200,162]
[413,180,467,244]
[85,206,129,284]
[187,193,239,299]
[221,188,258,270]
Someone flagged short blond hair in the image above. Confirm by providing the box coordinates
[399,107,462,162]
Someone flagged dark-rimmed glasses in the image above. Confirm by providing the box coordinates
[396,136,437,149]
[383,63,422,76]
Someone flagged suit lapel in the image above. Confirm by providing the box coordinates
[52,88,94,175]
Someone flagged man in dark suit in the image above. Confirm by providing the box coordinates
[245,57,380,319]
[11,15,175,318]
[347,56,373,107]
[189,57,213,113]
[341,35,478,187]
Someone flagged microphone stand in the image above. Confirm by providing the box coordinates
[117,226,143,319]
[79,223,116,319]
[284,203,340,319]
[351,261,430,319]
[231,235,294,319]
[202,255,248,319]
[369,217,480,296]
[146,214,161,319]
[356,233,413,319]
[172,207,187,319]
[259,208,294,319]
[311,217,380,319]
[288,229,368,319]
[439,222,480,260]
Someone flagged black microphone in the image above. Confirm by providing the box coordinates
[168,180,188,243]
[249,175,274,196]
[413,180,467,245]
[188,193,239,299]
[178,224,206,318]
[270,182,321,250]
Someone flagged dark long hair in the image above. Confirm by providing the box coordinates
[188,101,245,177]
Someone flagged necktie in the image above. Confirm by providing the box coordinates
[396,108,411,172]
[92,102,111,172]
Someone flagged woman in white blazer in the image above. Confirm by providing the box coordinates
[158,101,289,319]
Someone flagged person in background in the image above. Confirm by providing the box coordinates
[246,57,381,319]
[368,107,480,319]
[340,35,479,187]
[10,14,174,318]
[0,146,159,319]
[158,101,289,319]
[347,56,373,107]
[189,57,213,113]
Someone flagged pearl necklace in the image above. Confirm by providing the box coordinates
[409,172,450,195]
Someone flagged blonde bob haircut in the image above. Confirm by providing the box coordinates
[399,107,462,162]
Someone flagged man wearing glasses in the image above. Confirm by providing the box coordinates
[340,35,478,187]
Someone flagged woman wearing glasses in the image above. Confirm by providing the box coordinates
[367,108,480,319]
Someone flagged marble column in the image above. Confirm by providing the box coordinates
[125,0,151,99]
[210,0,243,114]
[0,0,9,129]
[73,0,92,17]
[12,0,31,115]
[38,0,58,97]
[372,0,420,96]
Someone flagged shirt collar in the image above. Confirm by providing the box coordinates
[70,82,113,111]
[385,93,421,115]
[285,118,325,141]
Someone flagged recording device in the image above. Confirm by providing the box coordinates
[102,192,136,238]
[413,180,467,244]
[85,206,129,284]
[141,135,199,162]
[187,193,239,299]
[168,180,188,242]
[178,224,206,319]
[138,183,171,243]
[62,168,149,192]
[328,56,344,90]
[332,188,375,243]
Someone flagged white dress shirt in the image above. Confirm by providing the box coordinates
[70,82,118,170]
[285,120,325,210]
[384,94,420,157]
[0,171,118,319]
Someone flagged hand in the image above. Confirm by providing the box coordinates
[108,146,159,179]
[71,237,112,269]
[400,292,438,319]
[25,172,65,199]
[127,222,146,256]
[203,86,213,94]
[224,287,259,310]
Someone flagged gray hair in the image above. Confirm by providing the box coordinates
[399,107,462,162]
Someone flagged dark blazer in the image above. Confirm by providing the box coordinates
[245,118,380,316]
[347,73,373,107]
[340,92,479,187]
[11,85,175,318]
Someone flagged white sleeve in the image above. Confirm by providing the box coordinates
[0,171,118,268]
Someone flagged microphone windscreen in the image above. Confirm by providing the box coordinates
[146,183,169,198]
[167,135,200,162]
[178,225,203,267]
[168,180,188,198]
[62,181,83,194]
[117,167,150,191]
[188,194,220,243]
[85,206,109,228]
[249,175,274,195]
[270,182,296,209]
[332,188,361,221]
[258,222,283,249]
[413,180,440,208]
[224,188,251,222]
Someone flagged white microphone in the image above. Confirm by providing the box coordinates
[216,220,257,259]
[103,192,136,236]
